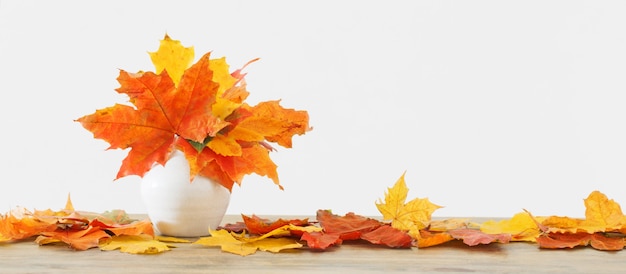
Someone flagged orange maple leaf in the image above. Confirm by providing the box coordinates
[77,35,310,191]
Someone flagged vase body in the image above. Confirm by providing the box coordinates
[141,150,230,237]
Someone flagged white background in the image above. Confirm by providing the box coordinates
[1,1,625,218]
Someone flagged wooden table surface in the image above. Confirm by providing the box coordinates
[1,215,624,274]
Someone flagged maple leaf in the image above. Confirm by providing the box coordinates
[100,235,174,254]
[316,210,382,240]
[194,228,303,256]
[36,226,112,250]
[241,214,311,236]
[578,191,626,233]
[91,218,155,238]
[480,212,542,242]
[303,210,413,249]
[148,34,194,87]
[360,225,413,248]
[447,228,511,246]
[300,232,343,250]
[428,218,469,232]
[217,221,248,233]
[375,172,442,237]
[77,53,227,179]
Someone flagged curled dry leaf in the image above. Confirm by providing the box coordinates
[241,214,311,235]
[447,228,511,246]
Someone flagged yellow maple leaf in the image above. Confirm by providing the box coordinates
[210,57,241,120]
[375,172,442,237]
[578,191,626,233]
[194,227,303,256]
[480,212,543,242]
[207,134,243,156]
[99,235,174,254]
[148,34,194,86]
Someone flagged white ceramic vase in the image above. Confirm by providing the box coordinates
[141,150,231,237]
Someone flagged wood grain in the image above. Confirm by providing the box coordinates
[1,215,623,273]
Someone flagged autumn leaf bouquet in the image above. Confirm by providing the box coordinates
[77,35,310,192]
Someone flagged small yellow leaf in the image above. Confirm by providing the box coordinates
[149,34,194,86]
[375,172,442,237]
[99,235,173,254]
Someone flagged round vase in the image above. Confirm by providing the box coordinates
[140,150,231,237]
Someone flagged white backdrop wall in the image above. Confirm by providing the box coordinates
[1,1,625,218]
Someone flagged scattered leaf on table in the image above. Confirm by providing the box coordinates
[316,210,382,240]
[300,232,342,250]
[195,229,257,256]
[536,232,592,249]
[376,172,442,237]
[578,191,626,233]
[0,208,58,240]
[37,226,112,250]
[242,214,311,235]
[480,212,542,242]
[416,231,454,248]
[588,233,626,251]
[194,228,303,256]
[100,235,173,254]
[428,218,469,232]
[447,228,511,246]
[96,219,155,237]
[360,225,413,248]
[94,210,137,225]
[533,191,626,251]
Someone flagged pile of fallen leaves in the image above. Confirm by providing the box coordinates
[198,173,626,255]
[2,173,626,255]
[0,196,172,253]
